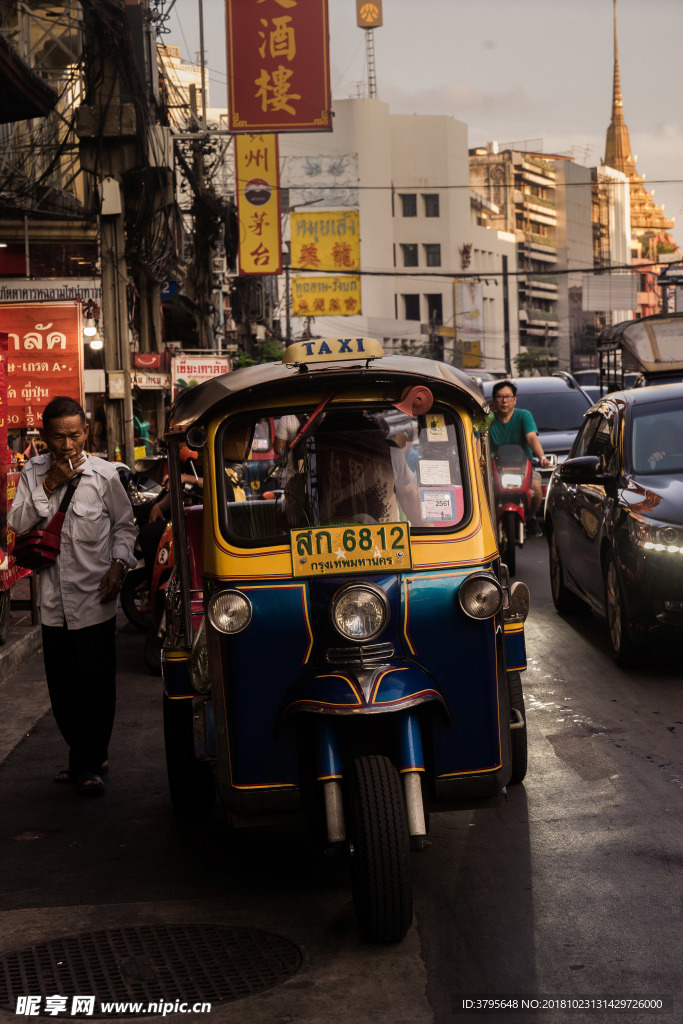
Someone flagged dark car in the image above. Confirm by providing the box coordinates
[482,373,593,497]
[545,383,683,664]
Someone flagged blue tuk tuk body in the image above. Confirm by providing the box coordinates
[161,339,529,941]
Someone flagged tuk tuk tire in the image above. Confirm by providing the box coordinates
[120,567,152,632]
[144,626,163,675]
[499,510,516,577]
[162,694,215,817]
[0,590,10,645]
[508,670,528,785]
[347,755,413,943]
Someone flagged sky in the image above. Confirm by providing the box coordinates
[164,0,683,248]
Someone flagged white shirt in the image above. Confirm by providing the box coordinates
[8,453,136,629]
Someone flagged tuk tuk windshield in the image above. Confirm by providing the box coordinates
[218,403,468,544]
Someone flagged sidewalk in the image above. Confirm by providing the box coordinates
[0,575,47,764]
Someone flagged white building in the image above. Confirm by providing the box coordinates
[278,99,519,372]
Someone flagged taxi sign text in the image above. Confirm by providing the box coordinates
[291,522,411,578]
[282,336,384,364]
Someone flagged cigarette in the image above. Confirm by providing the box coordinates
[68,459,73,470]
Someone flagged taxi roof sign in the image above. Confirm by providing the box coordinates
[282,337,385,364]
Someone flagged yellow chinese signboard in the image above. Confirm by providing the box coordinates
[292,276,362,317]
[235,133,282,276]
[291,210,360,271]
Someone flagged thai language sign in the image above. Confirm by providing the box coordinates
[291,276,362,317]
[291,210,360,271]
[290,522,411,578]
[0,302,84,429]
[226,0,332,132]
[171,355,231,398]
[236,133,282,276]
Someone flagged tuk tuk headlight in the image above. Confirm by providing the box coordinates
[208,590,252,634]
[459,573,503,620]
[331,583,389,641]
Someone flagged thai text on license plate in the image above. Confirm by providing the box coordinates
[290,522,412,578]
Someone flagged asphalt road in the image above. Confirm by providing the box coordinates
[0,538,681,1024]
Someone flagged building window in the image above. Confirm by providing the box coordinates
[423,194,440,217]
[424,244,441,267]
[401,244,419,267]
[426,294,443,325]
[400,193,417,217]
[403,294,420,320]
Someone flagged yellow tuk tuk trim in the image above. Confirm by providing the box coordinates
[282,336,385,364]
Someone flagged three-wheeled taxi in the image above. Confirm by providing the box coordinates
[161,338,530,942]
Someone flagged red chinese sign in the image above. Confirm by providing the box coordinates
[236,134,282,276]
[226,0,332,133]
[0,302,84,429]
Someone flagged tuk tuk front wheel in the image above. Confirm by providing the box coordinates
[508,670,528,784]
[347,755,413,943]
[162,694,215,817]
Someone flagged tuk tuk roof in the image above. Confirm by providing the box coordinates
[166,351,489,435]
[597,313,683,373]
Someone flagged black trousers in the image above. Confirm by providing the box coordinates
[41,616,117,776]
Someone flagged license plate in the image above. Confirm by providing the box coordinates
[290,522,412,578]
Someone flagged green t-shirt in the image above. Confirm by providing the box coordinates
[489,408,538,460]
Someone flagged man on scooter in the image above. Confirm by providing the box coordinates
[489,380,551,536]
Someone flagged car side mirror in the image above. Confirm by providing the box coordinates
[559,455,601,480]
[559,455,616,489]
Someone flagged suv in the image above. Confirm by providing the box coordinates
[482,373,594,497]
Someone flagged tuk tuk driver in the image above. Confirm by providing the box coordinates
[489,380,551,536]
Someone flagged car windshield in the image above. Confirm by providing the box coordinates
[516,391,590,431]
[217,403,468,544]
[630,398,683,474]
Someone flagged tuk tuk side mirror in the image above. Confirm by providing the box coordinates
[186,425,207,450]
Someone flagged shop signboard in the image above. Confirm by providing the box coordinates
[290,210,360,271]
[236,133,282,276]
[291,275,362,317]
[226,0,331,133]
[0,301,84,429]
[171,355,231,398]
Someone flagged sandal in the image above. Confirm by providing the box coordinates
[76,773,105,796]
[54,761,109,784]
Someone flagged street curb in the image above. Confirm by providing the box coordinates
[0,625,42,684]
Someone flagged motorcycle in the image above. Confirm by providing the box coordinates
[159,336,531,943]
[118,454,167,631]
[492,444,556,576]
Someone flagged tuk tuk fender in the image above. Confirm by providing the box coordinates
[314,708,427,840]
[277,662,448,722]
[161,646,194,698]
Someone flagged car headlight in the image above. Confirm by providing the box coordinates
[501,473,524,488]
[628,515,683,553]
[459,573,503,619]
[331,583,389,641]
[208,590,252,633]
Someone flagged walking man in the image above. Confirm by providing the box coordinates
[8,396,136,795]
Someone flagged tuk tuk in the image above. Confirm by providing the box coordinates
[161,338,530,942]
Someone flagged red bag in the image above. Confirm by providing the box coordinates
[13,477,80,572]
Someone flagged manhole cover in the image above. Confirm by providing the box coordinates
[0,924,303,1017]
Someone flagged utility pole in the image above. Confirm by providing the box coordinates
[502,255,511,375]
[77,5,137,464]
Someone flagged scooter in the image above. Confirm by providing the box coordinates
[119,454,167,631]
[491,443,535,577]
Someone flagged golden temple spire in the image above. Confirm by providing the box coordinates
[604,0,634,174]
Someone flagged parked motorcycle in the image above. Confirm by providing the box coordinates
[118,454,167,631]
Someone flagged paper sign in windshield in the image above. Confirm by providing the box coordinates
[418,460,451,486]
